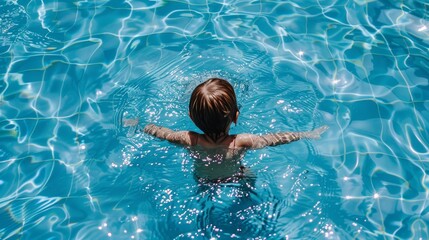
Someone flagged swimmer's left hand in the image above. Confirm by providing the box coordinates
[306,125,329,139]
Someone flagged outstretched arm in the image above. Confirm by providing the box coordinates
[143,123,197,146]
[236,125,328,149]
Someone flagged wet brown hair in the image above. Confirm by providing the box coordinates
[189,78,239,141]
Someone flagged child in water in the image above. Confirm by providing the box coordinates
[127,78,327,182]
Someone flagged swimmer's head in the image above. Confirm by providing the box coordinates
[189,78,239,141]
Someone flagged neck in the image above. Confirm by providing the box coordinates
[206,132,229,143]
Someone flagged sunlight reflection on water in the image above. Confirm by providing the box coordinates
[0,0,428,239]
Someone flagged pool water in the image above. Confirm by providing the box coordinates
[1,0,428,239]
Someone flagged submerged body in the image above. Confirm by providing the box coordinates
[143,124,327,181]
[190,145,245,181]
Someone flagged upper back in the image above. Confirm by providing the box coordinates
[194,134,238,149]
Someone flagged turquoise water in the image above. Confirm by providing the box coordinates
[1,0,428,239]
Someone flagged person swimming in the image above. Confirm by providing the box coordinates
[126,78,328,182]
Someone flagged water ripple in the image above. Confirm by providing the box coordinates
[1,0,428,239]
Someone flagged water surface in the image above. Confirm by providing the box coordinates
[1,0,428,239]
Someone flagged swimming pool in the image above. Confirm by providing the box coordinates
[1,0,428,239]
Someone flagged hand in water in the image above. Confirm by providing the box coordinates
[123,118,139,127]
[305,125,328,139]
[123,118,139,137]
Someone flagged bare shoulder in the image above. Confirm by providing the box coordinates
[234,133,258,148]
[187,131,200,146]
[170,130,199,146]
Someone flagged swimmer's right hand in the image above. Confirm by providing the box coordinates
[306,125,329,139]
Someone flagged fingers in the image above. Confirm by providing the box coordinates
[123,118,139,127]
[309,125,328,139]
[317,125,329,134]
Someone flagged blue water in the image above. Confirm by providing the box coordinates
[1,0,428,239]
